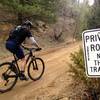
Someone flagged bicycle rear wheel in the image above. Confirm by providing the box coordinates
[0,62,18,93]
[28,57,45,81]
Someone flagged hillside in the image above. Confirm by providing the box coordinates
[0,6,76,58]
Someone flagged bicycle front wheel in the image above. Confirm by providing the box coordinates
[0,62,18,93]
[28,57,45,81]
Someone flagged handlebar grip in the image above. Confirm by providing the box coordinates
[36,48,42,51]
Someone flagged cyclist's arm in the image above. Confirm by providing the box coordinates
[27,31,40,48]
[29,37,39,48]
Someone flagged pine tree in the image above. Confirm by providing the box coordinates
[0,0,58,24]
[87,0,100,29]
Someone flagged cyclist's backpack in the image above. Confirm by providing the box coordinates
[8,26,22,40]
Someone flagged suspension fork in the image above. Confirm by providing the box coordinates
[32,56,38,70]
[30,51,38,70]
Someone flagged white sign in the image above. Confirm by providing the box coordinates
[82,29,100,77]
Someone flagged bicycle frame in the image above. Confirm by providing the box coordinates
[11,49,35,75]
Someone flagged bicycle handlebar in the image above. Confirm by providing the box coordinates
[21,45,42,52]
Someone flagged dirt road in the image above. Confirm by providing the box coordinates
[0,42,81,100]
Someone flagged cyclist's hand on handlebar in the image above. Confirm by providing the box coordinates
[36,47,42,51]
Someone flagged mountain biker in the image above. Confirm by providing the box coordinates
[6,20,40,80]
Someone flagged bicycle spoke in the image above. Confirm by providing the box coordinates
[28,58,45,81]
[0,62,18,93]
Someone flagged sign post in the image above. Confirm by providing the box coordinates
[82,29,100,77]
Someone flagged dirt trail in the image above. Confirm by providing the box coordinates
[0,42,81,100]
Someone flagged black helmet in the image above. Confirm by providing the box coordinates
[22,20,33,28]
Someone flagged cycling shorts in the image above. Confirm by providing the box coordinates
[6,40,25,59]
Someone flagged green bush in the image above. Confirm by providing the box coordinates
[70,47,100,98]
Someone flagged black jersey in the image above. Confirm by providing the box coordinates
[7,26,32,45]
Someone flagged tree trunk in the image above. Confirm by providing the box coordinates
[17,13,23,24]
[94,0,100,6]
[17,0,25,24]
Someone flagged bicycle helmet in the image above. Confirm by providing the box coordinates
[22,20,33,28]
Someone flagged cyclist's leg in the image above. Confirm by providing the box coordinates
[15,47,28,80]
[15,47,26,71]
[6,40,17,53]
[6,41,26,70]
[6,42,27,80]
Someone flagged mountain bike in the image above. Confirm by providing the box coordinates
[0,46,45,93]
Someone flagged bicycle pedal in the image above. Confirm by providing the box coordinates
[19,77,29,81]
[19,73,29,81]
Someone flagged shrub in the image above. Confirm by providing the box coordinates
[70,47,100,99]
